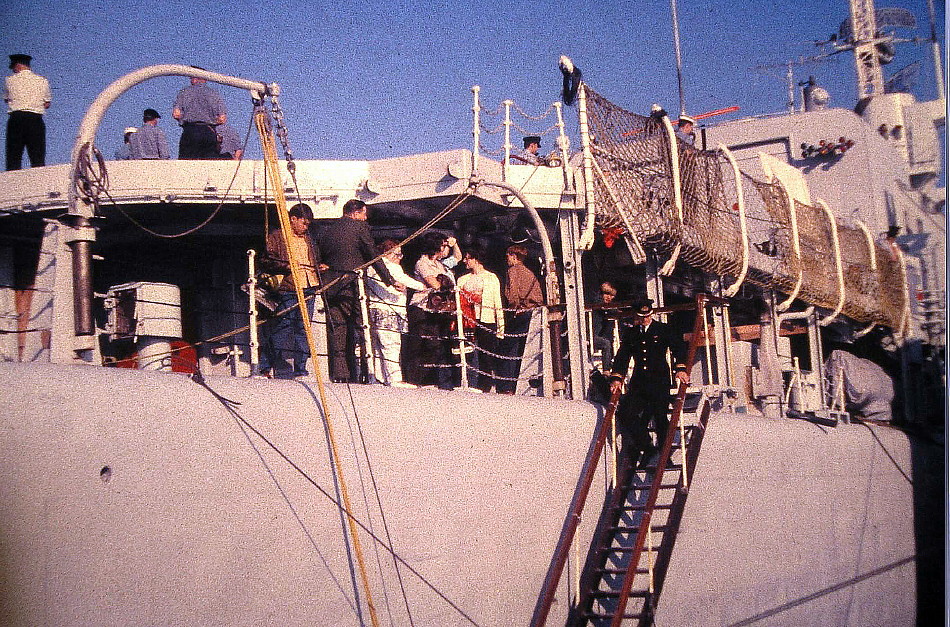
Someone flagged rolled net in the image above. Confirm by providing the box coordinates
[583,85,907,331]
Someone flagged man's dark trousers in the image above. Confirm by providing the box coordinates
[6,111,45,170]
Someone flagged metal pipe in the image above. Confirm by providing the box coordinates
[471,86,481,177]
[669,0,687,117]
[356,269,374,383]
[247,250,260,374]
[503,100,512,182]
[658,114,683,276]
[69,217,95,335]
[702,300,713,384]
[816,199,846,326]
[774,178,803,311]
[927,0,946,100]
[719,145,749,296]
[454,284,469,390]
[553,101,573,192]
[576,84,598,250]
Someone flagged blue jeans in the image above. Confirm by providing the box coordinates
[266,289,316,379]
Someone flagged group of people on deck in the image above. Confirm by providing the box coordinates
[114,71,244,161]
[257,199,544,394]
[4,54,244,170]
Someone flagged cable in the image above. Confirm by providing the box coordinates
[342,380,416,626]
[191,371,482,626]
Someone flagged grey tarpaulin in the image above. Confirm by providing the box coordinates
[825,349,894,420]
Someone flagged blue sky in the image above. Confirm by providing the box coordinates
[1,0,944,164]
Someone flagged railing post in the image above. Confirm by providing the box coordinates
[679,408,689,490]
[471,85,481,177]
[503,99,512,182]
[356,269,374,384]
[571,526,581,606]
[554,101,573,192]
[454,285,469,390]
[247,249,260,375]
[647,521,655,595]
[576,84,598,250]
[702,300,713,385]
[610,411,618,489]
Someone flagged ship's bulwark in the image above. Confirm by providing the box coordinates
[0,363,940,625]
[659,413,942,626]
[0,363,606,625]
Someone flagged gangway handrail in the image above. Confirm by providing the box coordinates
[530,388,621,626]
[531,292,710,625]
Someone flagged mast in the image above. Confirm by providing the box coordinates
[670,0,687,116]
[849,0,885,98]
[926,0,945,99]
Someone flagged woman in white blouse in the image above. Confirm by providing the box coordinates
[457,247,505,392]
[365,239,427,387]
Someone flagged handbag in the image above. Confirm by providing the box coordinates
[426,290,456,314]
[425,274,457,314]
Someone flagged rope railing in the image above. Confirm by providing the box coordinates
[471,87,573,182]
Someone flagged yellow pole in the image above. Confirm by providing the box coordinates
[255,109,380,627]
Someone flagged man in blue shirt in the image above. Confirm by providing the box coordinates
[115,127,136,160]
[214,122,243,160]
[130,108,170,159]
[675,114,695,146]
[172,72,226,159]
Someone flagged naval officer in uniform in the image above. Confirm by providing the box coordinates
[4,53,51,170]
[608,300,689,467]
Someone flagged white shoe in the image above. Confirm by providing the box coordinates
[392,381,417,389]
[464,387,483,393]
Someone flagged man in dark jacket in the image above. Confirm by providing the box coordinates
[609,300,689,466]
[319,198,399,383]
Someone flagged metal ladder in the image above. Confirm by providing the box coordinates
[568,394,710,626]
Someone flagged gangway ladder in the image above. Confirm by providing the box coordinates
[568,295,713,626]
[530,294,714,627]
[567,394,710,626]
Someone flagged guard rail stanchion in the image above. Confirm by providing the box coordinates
[503,100,512,182]
[702,301,713,385]
[454,286,469,390]
[356,269,375,383]
[722,302,735,389]
[471,86,481,177]
[647,523,655,595]
[247,250,260,375]
[610,411,618,489]
[571,528,581,608]
[679,399,689,490]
